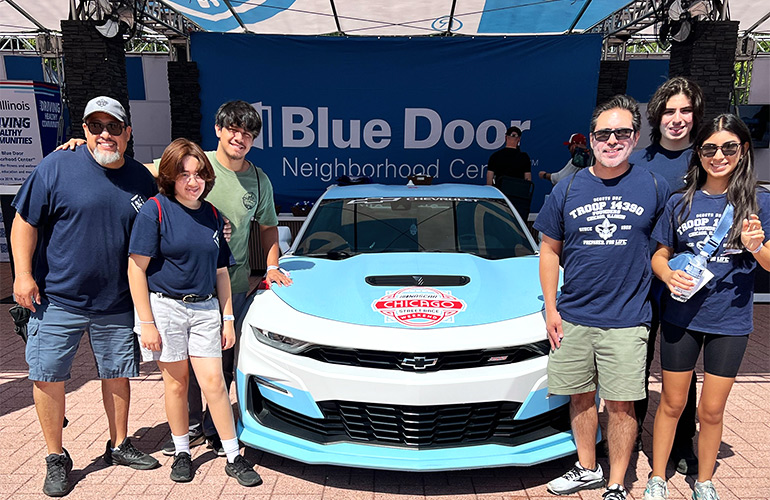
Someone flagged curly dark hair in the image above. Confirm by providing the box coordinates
[156,138,216,200]
[646,77,704,144]
[675,114,757,248]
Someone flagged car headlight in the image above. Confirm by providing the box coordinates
[250,325,312,354]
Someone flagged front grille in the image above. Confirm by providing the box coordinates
[318,401,514,446]
[365,275,470,286]
[248,378,570,449]
[300,341,550,372]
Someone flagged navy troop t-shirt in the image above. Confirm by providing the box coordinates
[630,143,692,193]
[652,189,770,335]
[534,166,670,328]
[129,194,235,297]
[12,146,157,314]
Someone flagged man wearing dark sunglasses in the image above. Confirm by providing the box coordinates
[535,95,670,500]
[11,96,160,496]
[629,77,704,476]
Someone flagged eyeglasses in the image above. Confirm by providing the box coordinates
[699,142,741,158]
[507,133,519,138]
[86,121,125,135]
[592,128,634,141]
[177,172,205,181]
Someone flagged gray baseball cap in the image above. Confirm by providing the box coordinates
[83,96,128,124]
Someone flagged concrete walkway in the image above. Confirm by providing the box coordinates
[1,263,768,499]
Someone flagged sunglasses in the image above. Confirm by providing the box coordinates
[592,128,634,141]
[86,121,126,135]
[699,142,740,158]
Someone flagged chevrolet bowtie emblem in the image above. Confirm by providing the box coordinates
[401,356,438,370]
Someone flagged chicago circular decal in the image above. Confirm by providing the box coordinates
[372,287,466,327]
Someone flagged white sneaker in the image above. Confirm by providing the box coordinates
[693,480,720,500]
[546,461,605,495]
[644,476,668,500]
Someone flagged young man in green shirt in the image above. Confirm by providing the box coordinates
[180,100,292,454]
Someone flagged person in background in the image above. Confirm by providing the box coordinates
[487,126,532,184]
[128,138,261,487]
[630,77,705,474]
[538,133,592,185]
[643,114,769,500]
[12,96,159,497]
[535,95,669,500]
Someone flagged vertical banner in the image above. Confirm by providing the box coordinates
[0,80,63,261]
[191,34,602,211]
[0,81,62,183]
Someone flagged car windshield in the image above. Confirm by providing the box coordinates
[293,196,536,259]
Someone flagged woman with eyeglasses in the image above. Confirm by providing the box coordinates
[643,114,770,500]
[127,138,262,487]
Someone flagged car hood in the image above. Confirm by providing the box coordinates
[271,253,546,328]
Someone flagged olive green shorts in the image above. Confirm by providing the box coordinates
[547,319,649,401]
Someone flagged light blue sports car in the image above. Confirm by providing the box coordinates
[235,183,573,471]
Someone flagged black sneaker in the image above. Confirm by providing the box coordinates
[104,438,160,470]
[671,444,698,475]
[169,452,193,483]
[161,427,207,456]
[43,448,73,497]
[225,455,262,487]
[206,434,226,457]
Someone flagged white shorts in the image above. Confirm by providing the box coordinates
[135,293,222,363]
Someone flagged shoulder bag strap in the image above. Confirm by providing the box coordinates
[700,203,734,257]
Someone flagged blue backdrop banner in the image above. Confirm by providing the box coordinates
[191,33,603,212]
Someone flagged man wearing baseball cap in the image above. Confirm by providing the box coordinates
[538,133,592,185]
[11,96,159,497]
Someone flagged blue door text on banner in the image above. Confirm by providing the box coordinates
[191,34,602,212]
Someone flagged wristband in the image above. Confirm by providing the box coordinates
[223,314,235,321]
[138,320,155,325]
[750,244,763,254]
[267,265,279,271]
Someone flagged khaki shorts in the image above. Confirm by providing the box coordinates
[547,319,649,401]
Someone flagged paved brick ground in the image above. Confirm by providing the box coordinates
[1,263,768,499]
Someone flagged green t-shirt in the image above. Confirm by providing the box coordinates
[205,151,278,293]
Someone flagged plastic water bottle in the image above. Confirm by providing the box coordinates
[671,252,709,302]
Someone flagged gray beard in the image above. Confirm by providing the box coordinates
[92,148,122,166]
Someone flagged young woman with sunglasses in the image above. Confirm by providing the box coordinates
[643,114,770,500]
[127,139,261,487]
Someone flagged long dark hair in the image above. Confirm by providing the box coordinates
[675,113,756,248]
[646,77,704,143]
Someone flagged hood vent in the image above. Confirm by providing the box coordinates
[365,275,470,287]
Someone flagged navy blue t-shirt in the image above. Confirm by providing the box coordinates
[129,194,235,297]
[534,165,670,328]
[12,146,157,314]
[652,189,770,335]
[630,144,692,193]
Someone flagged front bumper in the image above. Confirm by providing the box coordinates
[235,325,575,471]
